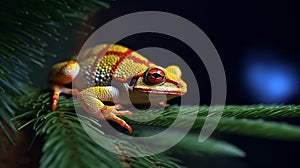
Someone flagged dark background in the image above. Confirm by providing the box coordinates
[36,0,300,167]
[83,0,300,105]
[92,1,300,167]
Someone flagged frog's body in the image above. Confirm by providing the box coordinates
[48,44,187,133]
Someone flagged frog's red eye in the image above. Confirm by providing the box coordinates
[144,68,166,85]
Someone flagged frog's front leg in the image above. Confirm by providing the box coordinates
[78,86,133,133]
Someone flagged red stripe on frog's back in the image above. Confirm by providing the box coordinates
[73,44,154,89]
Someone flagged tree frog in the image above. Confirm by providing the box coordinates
[48,44,187,133]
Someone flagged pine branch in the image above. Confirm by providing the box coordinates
[15,91,300,141]
[14,91,183,168]
[0,0,108,149]
[139,131,245,157]
[199,105,300,118]
[0,0,109,94]
[129,105,300,120]
[125,106,300,140]
[213,118,300,140]
[11,89,300,167]
[173,135,245,157]
[38,113,121,168]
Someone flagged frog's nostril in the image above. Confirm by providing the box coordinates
[129,78,138,86]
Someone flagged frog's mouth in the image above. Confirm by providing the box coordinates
[133,88,185,95]
[126,77,187,95]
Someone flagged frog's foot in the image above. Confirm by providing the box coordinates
[52,85,80,110]
[102,106,133,133]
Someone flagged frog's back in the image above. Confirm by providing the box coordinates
[74,44,154,89]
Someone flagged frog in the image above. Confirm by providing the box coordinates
[48,44,187,133]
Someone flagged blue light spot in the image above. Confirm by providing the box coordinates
[243,49,297,103]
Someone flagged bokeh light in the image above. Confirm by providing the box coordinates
[243,49,297,103]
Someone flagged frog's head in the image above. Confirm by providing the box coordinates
[127,65,187,101]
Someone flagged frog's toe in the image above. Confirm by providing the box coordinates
[114,104,123,110]
[52,98,58,110]
[123,123,132,134]
[159,101,170,107]
[113,110,133,116]
[104,111,133,133]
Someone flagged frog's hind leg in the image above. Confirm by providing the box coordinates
[78,86,133,133]
[48,61,80,110]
